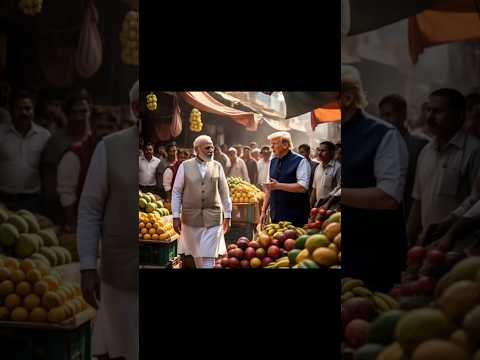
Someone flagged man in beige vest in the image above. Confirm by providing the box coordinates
[77,81,139,360]
[172,135,232,269]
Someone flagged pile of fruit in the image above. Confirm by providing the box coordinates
[138,212,176,242]
[227,177,264,204]
[146,92,157,111]
[139,191,170,216]
[18,0,42,16]
[120,10,139,66]
[346,257,480,360]
[0,256,90,323]
[189,108,203,132]
[0,209,72,267]
[214,213,341,270]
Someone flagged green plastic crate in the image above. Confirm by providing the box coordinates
[0,320,91,360]
[139,238,178,267]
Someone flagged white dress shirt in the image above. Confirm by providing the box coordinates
[163,167,174,192]
[77,141,108,271]
[270,156,311,190]
[0,122,51,194]
[139,155,161,186]
[57,151,81,207]
[257,159,271,185]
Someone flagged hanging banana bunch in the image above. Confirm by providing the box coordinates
[189,108,203,132]
[18,0,43,16]
[146,92,157,111]
[120,11,139,66]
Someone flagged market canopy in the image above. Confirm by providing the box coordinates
[178,92,261,131]
[311,108,341,130]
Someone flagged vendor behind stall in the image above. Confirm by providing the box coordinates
[260,131,311,228]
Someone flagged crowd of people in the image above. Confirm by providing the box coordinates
[341,64,480,292]
[138,136,342,208]
[0,87,132,232]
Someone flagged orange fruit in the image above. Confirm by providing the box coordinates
[146,223,152,229]
[151,234,159,241]
[139,222,145,229]
[16,281,32,296]
[141,228,148,235]
[10,269,26,284]
[11,307,29,321]
[19,259,36,274]
[143,234,151,241]
[5,293,22,309]
[149,228,156,235]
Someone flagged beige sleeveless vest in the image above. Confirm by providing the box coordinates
[181,158,223,228]
[100,126,138,292]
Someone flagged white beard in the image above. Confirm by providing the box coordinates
[198,153,213,162]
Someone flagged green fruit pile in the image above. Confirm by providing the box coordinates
[139,191,170,216]
[0,209,72,266]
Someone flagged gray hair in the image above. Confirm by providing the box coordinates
[193,135,213,149]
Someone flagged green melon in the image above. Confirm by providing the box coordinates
[30,253,50,267]
[39,247,57,267]
[15,234,37,258]
[6,214,29,233]
[50,247,66,266]
[0,223,19,247]
[295,235,309,250]
[20,214,40,233]
[38,228,59,247]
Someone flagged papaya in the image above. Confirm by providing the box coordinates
[288,249,301,266]
[411,339,469,360]
[435,257,480,298]
[438,280,480,324]
[305,234,330,252]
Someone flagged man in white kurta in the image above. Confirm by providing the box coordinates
[172,135,232,269]
[77,81,140,360]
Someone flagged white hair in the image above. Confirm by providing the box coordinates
[341,65,368,109]
[193,135,213,149]
[129,80,139,123]
[267,131,293,149]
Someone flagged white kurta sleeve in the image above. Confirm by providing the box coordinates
[241,160,250,183]
[163,168,174,192]
[218,165,232,218]
[57,151,81,207]
[172,163,185,218]
[77,142,108,271]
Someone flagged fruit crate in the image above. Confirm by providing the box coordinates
[139,235,178,267]
[225,222,255,245]
[231,203,260,224]
[0,308,95,360]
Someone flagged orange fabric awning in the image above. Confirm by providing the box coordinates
[409,3,480,63]
[311,108,341,130]
[178,92,259,131]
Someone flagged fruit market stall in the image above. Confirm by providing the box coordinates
[214,210,341,269]
[340,243,480,360]
[138,191,179,268]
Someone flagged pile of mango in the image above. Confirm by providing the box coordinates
[227,177,264,204]
[138,212,176,242]
[139,191,170,217]
[189,108,203,132]
[0,208,72,267]
[0,256,90,323]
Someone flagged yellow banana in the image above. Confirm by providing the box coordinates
[371,294,390,313]
[374,292,398,309]
[352,286,373,297]
[341,291,355,303]
[341,279,364,294]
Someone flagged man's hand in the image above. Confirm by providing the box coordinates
[223,218,231,234]
[81,269,101,309]
[173,218,181,234]
[422,216,458,246]
[263,178,279,192]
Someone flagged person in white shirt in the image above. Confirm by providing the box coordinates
[257,146,272,186]
[77,80,140,360]
[226,147,250,182]
[162,149,189,200]
[251,148,261,161]
[0,90,50,212]
[172,135,232,269]
[139,143,161,194]
[310,141,341,208]
[57,108,118,232]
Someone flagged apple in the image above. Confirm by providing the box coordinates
[258,234,272,249]
[283,229,298,240]
[262,257,273,267]
[319,208,327,217]
[250,257,262,269]
[231,248,244,260]
[407,246,426,266]
[417,275,435,294]
[244,247,256,260]
[284,239,296,251]
[220,258,230,267]
[228,257,240,268]
[426,249,445,266]
[240,259,250,269]
[310,208,318,217]
[227,244,238,251]
[236,238,249,250]
[255,248,266,259]
[248,241,260,249]
[272,239,280,247]
[267,245,281,259]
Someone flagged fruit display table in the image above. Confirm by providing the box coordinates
[139,234,179,268]
[0,307,95,360]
